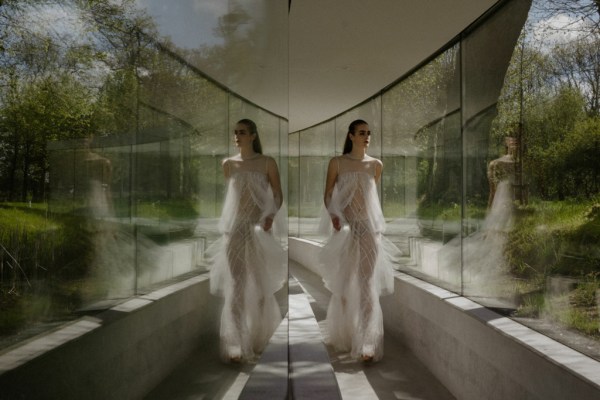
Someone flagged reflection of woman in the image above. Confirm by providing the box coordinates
[82,135,113,218]
[320,119,395,362]
[210,119,286,363]
[487,136,517,209]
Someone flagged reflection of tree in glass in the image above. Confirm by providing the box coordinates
[0,0,153,202]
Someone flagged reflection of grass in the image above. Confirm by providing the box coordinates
[416,201,487,221]
[515,290,545,318]
[546,289,600,337]
[0,206,58,232]
[417,202,459,221]
[136,199,200,219]
[507,199,600,277]
[0,203,89,338]
[515,273,600,337]
[382,202,409,218]
[509,199,600,337]
[564,307,599,336]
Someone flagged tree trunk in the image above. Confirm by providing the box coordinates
[21,141,31,203]
[7,131,20,202]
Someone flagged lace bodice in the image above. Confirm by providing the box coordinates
[328,155,385,232]
[219,156,278,233]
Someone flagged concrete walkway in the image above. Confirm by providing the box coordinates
[145,263,455,399]
[289,261,455,400]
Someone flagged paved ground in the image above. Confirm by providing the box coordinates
[144,261,455,399]
[290,261,455,400]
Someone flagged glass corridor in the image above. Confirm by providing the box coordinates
[1,0,599,377]
[290,0,600,360]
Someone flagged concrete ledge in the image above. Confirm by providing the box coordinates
[289,237,600,400]
[0,273,218,400]
[288,236,323,276]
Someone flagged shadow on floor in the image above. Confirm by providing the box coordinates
[143,337,255,400]
[290,261,456,400]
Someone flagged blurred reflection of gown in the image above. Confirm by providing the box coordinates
[319,157,397,362]
[439,152,515,294]
[209,165,286,361]
[484,153,516,237]
[83,153,136,300]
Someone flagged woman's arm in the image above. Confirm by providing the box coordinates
[264,157,283,231]
[374,158,383,184]
[324,157,341,231]
[267,157,283,209]
[222,158,231,180]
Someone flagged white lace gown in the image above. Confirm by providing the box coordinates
[319,156,396,361]
[209,156,286,362]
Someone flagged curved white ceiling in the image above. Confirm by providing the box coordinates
[138,0,500,132]
[289,0,498,132]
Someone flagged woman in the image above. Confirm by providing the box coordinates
[320,119,395,362]
[210,118,286,363]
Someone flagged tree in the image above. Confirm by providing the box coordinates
[0,0,154,201]
[525,86,588,199]
[551,33,600,116]
[0,74,95,201]
[534,0,600,35]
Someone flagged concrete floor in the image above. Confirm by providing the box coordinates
[144,262,455,400]
[290,261,455,400]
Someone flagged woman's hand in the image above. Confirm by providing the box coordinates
[263,215,274,231]
[331,215,341,231]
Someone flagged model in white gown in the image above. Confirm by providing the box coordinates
[209,120,286,363]
[321,120,396,362]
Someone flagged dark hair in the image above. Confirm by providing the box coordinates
[342,119,368,154]
[237,118,263,154]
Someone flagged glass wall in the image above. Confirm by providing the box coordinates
[0,1,286,348]
[291,0,600,360]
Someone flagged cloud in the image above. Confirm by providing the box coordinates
[530,13,588,46]
[20,2,91,45]
[135,0,227,49]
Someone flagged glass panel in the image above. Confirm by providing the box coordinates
[0,0,287,352]
[381,45,462,291]
[462,0,532,306]
[298,121,335,240]
[464,0,600,359]
[288,132,300,237]
[279,119,289,246]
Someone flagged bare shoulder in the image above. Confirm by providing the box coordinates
[264,155,279,168]
[366,155,383,167]
[329,155,343,165]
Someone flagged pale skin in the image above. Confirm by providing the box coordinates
[223,122,283,231]
[323,123,382,231]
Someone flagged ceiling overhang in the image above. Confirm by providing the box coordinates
[289,0,499,132]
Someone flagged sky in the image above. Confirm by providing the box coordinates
[134,0,227,49]
[15,0,598,127]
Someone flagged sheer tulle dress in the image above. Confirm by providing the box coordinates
[319,155,397,361]
[209,155,286,362]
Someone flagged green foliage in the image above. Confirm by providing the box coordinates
[515,290,546,318]
[0,204,96,336]
[0,204,93,283]
[136,199,200,220]
[507,199,600,278]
